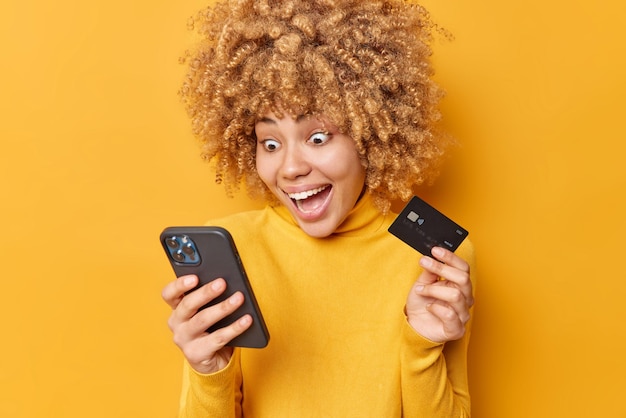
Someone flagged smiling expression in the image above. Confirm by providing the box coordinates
[255,112,367,238]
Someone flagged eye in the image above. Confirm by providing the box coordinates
[308,131,330,145]
[260,139,281,152]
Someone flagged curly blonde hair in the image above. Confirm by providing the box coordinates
[180,0,449,212]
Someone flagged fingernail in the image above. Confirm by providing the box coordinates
[211,279,223,291]
[416,285,425,292]
[432,247,445,258]
[229,292,242,305]
[420,257,432,268]
[183,276,195,286]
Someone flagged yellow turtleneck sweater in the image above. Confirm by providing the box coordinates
[178,194,475,417]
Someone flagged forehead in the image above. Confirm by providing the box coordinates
[254,114,339,138]
[255,109,335,129]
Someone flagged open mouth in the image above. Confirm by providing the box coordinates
[287,185,331,214]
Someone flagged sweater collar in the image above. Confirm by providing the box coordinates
[271,193,386,237]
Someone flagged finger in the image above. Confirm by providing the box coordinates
[171,278,227,323]
[426,302,466,341]
[181,315,252,371]
[415,265,440,286]
[205,314,253,348]
[161,275,199,309]
[187,290,245,334]
[431,246,470,273]
[419,255,470,288]
[419,252,473,304]
[416,285,471,324]
[171,288,246,344]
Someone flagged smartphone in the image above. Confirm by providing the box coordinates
[160,226,269,348]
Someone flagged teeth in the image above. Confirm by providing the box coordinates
[287,186,328,201]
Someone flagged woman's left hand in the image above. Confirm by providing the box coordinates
[405,246,474,343]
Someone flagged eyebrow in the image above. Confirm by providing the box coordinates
[256,114,311,125]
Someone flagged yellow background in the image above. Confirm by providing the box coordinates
[1,0,625,417]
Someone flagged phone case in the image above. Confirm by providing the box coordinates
[160,226,269,348]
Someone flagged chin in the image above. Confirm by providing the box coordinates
[297,220,337,239]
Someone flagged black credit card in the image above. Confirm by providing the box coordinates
[388,196,469,255]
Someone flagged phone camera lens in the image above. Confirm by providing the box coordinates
[172,250,185,262]
[182,244,195,256]
[166,237,179,249]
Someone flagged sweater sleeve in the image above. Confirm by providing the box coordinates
[400,241,475,417]
[400,314,472,417]
[178,349,243,418]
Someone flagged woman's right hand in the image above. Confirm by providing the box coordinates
[161,275,253,374]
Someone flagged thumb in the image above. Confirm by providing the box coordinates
[416,256,439,285]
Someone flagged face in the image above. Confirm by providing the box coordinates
[255,112,366,238]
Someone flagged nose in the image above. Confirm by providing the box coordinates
[279,144,311,179]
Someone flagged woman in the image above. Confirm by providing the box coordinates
[162,0,475,416]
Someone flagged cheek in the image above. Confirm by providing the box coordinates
[254,152,274,188]
[350,167,367,195]
[336,152,366,188]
